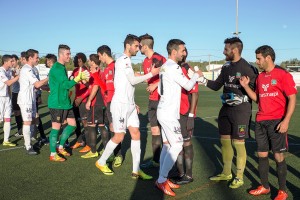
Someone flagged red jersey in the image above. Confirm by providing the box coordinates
[256,66,297,121]
[180,63,199,115]
[143,52,166,101]
[103,61,115,103]
[71,66,89,102]
[81,69,107,106]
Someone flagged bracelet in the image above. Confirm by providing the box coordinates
[188,113,194,117]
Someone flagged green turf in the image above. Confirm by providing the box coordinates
[1,84,299,200]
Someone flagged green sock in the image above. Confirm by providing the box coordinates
[233,140,246,180]
[59,125,76,147]
[220,138,234,175]
[50,129,59,153]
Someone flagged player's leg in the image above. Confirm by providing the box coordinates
[2,97,15,146]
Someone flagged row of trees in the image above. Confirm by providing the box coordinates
[0,55,300,72]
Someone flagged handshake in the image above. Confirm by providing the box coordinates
[74,67,90,83]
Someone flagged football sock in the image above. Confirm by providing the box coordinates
[258,156,270,189]
[59,125,76,147]
[152,135,161,163]
[220,138,234,175]
[50,129,59,153]
[88,126,97,153]
[176,151,184,176]
[98,140,118,166]
[3,122,11,142]
[23,125,31,150]
[114,140,122,156]
[233,140,246,180]
[131,140,141,173]
[37,117,46,138]
[99,125,109,148]
[184,144,194,178]
[15,115,23,132]
[277,160,287,191]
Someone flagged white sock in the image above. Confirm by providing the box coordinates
[50,152,56,156]
[98,140,118,166]
[3,122,11,142]
[131,140,141,173]
[59,145,63,149]
[158,144,182,183]
[159,144,170,175]
[23,125,31,150]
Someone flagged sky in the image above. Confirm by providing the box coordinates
[1,0,300,64]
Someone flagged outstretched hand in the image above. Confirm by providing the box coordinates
[239,76,250,87]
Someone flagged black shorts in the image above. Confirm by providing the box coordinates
[179,114,191,141]
[12,92,20,111]
[255,119,288,153]
[73,101,88,120]
[218,105,251,139]
[106,102,113,124]
[87,105,107,125]
[49,108,75,123]
[148,100,159,127]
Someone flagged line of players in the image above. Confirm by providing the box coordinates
[0,34,296,200]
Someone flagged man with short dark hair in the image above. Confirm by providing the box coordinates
[139,33,166,169]
[48,44,90,161]
[156,39,201,196]
[0,54,19,147]
[97,45,123,167]
[199,37,258,189]
[95,34,159,179]
[70,53,90,152]
[11,54,23,137]
[18,49,48,155]
[45,54,57,68]
[240,45,297,200]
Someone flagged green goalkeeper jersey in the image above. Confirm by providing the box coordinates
[48,62,76,109]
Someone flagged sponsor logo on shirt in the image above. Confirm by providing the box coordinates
[271,79,277,86]
[26,108,32,113]
[228,75,235,83]
[262,84,269,92]
[224,82,241,89]
[236,72,241,78]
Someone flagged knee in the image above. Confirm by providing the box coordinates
[112,133,124,143]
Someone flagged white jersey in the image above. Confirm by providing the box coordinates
[17,64,39,105]
[158,59,192,119]
[0,66,12,97]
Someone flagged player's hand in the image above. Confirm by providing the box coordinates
[276,120,289,134]
[74,97,83,107]
[136,105,140,114]
[150,67,160,76]
[186,116,194,132]
[74,67,90,83]
[86,100,91,110]
[146,84,157,93]
[239,76,250,88]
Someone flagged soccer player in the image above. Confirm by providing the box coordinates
[95,34,159,179]
[172,48,198,185]
[240,45,297,200]
[45,54,57,68]
[70,53,89,152]
[97,45,123,167]
[48,44,90,161]
[155,39,201,197]
[18,49,49,155]
[198,37,258,189]
[0,55,19,147]
[82,54,107,159]
[139,33,166,168]
[11,54,23,137]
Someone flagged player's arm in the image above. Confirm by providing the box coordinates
[86,85,99,110]
[125,62,159,85]
[239,76,258,102]
[3,75,19,86]
[176,70,200,91]
[276,94,296,133]
[33,77,49,89]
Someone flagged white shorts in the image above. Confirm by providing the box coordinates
[111,102,139,133]
[19,104,37,122]
[0,97,12,122]
[157,111,183,146]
